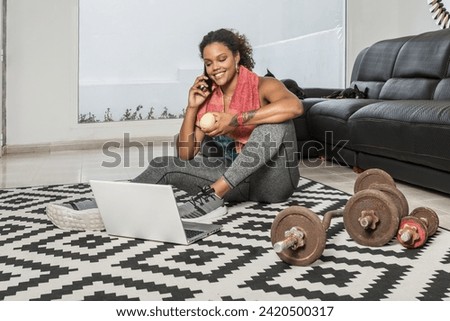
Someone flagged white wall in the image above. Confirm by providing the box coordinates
[5,0,444,149]
[346,0,439,83]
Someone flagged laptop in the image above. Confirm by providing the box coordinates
[89,180,222,245]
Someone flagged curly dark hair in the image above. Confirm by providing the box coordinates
[199,28,255,71]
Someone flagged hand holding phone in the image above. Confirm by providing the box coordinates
[199,66,213,92]
[188,71,212,109]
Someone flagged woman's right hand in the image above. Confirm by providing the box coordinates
[188,75,211,109]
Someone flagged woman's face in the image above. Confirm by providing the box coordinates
[202,42,239,87]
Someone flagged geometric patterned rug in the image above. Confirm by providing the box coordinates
[1,178,449,301]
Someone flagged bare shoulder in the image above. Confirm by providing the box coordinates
[258,76,292,102]
[259,76,284,89]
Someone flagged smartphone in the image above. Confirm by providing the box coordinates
[202,66,213,92]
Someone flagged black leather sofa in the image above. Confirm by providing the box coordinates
[295,28,450,195]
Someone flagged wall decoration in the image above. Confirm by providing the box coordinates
[428,0,450,28]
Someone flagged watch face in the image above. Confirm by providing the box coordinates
[428,0,450,29]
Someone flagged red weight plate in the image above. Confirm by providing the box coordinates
[397,216,428,249]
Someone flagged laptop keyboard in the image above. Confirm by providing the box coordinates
[185,229,204,239]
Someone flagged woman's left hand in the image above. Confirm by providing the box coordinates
[202,112,237,136]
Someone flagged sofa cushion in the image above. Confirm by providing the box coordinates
[307,99,380,145]
[393,29,450,79]
[349,100,450,172]
[434,78,450,100]
[354,36,411,82]
[379,78,439,100]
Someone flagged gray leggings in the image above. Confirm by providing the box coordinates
[132,120,300,203]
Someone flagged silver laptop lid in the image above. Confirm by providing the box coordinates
[90,180,190,245]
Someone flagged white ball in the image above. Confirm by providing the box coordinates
[200,112,216,130]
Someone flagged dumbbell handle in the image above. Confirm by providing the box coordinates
[274,236,297,253]
[399,229,417,244]
[273,227,304,253]
[322,209,344,230]
[273,209,343,253]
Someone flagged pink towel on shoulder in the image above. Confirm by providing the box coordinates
[196,66,261,147]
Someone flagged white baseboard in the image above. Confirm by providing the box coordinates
[4,136,175,154]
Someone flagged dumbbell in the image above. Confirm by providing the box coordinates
[397,207,439,249]
[271,206,342,266]
[270,169,407,265]
[343,169,409,247]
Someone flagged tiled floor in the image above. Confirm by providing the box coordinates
[1,147,449,229]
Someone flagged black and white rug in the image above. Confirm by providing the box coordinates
[0,178,449,301]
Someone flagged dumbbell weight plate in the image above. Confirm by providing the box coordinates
[271,206,326,266]
[410,207,439,236]
[354,168,396,193]
[397,216,428,249]
[344,189,400,247]
[369,183,409,218]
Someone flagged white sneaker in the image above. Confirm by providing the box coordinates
[46,199,104,231]
[178,186,228,223]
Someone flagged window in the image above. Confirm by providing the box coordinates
[79,0,345,123]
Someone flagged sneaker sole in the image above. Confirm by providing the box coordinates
[46,203,105,231]
[181,205,228,223]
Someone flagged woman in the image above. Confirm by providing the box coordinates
[48,28,303,225]
[132,28,303,221]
